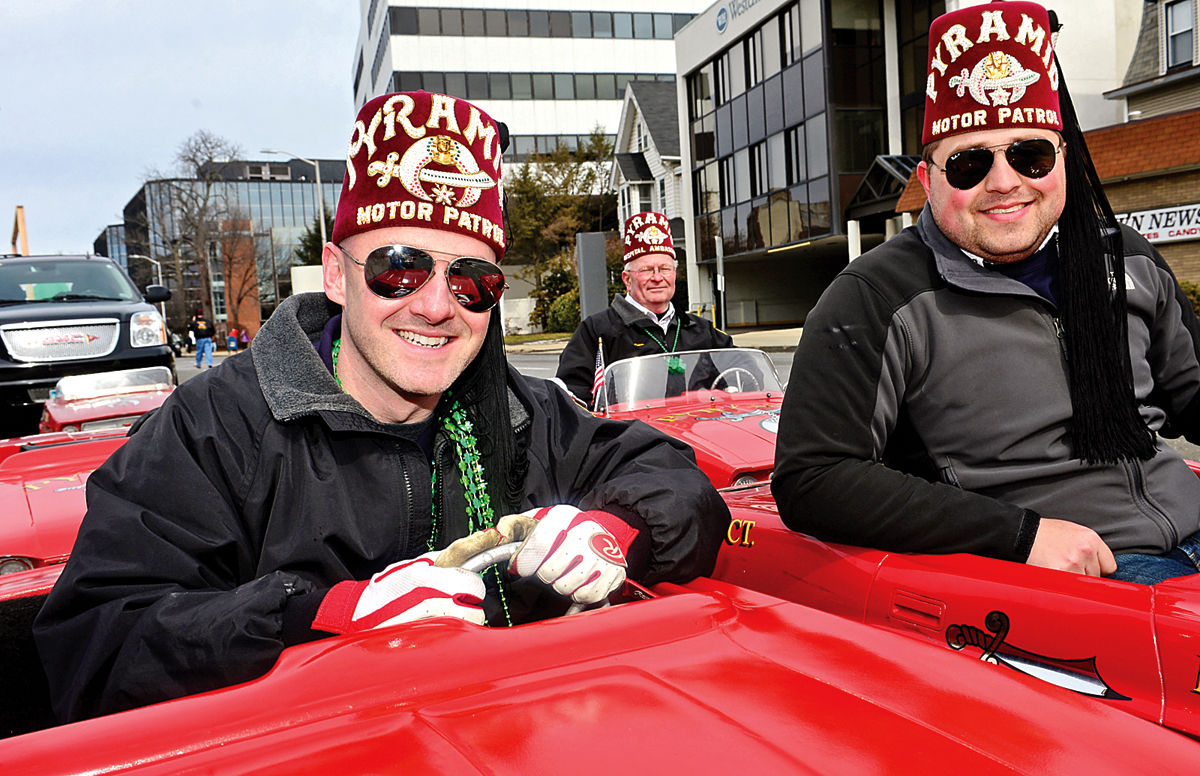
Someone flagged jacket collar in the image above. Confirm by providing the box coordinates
[916,204,1048,300]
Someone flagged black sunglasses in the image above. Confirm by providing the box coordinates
[929,138,1062,190]
[335,244,507,313]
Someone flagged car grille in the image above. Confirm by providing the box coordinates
[1,318,120,362]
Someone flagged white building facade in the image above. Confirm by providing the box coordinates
[352,1,712,161]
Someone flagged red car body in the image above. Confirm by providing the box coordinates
[594,349,781,488]
[37,366,174,434]
[1,566,1198,772]
[717,482,1200,739]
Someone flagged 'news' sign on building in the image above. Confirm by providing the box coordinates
[1116,203,1200,245]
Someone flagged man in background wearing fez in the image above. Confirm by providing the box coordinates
[774,2,1200,584]
[556,210,734,407]
[35,92,728,722]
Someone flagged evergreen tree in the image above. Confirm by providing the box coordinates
[293,208,335,266]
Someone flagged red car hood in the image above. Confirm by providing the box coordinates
[610,393,780,487]
[4,580,1197,773]
[0,432,127,564]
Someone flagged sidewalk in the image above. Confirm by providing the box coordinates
[506,326,803,354]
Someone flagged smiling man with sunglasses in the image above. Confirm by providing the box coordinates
[35,92,728,723]
[775,2,1200,585]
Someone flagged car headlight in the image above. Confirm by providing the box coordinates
[130,311,167,348]
[0,557,35,576]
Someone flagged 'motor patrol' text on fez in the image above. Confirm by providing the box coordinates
[923,1,1062,145]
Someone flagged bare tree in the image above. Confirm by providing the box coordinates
[127,131,242,328]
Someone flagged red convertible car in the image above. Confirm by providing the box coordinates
[38,366,174,433]
[594,348,781,488]
[1,548,1198,771]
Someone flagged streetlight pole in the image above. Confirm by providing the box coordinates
[128,253,167,326]
[260,150,326,246]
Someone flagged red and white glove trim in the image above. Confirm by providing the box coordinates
[508,505,638,604]
[313,552,486,634]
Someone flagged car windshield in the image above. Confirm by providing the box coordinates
[50,366,174,402]
[597,348,783,412]
[0,259,141,305]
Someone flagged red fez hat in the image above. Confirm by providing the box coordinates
[332,91,506,258]
[622,211,675,264]
[922,1,1062,145]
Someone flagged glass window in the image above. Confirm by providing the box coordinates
[533,73,554,99]
[462,9,485,36]
[440,8,462,36]
[614,13,634,39]
[511,73,533,99]
[529,11,550,37]
[485,10,506,36]
[396,71,422,92]
[689,64,714,120]
[1167,1,1194,69]
[749,142,768,197]
[761,12,782,79]
[593,12,613,38]
[422,71,445,95]
[444,72,467,98]
[654,14,673,39]
[595,73,617,100]
[490,73,511,99]
[807,176,831,236]
[726,47,746,99]
[550,11,571,37]
[721,206,738,256]
[800,0,822,54]
[787,184,809,242]
[715,103,732,158]
[746,84,765,144]
[575,73,596,99]
[835,109,884,172]
[805,114,828,178]
[768,132,787,191]
[390,7,417,35]
[572,11,592,37]
[673,14,691,34]
[467,72,489,100]
[734,147,751,204]
[514,136,536,156]
[731,94,748,149]
[507,10,528,36]
[786,124,806,184]
[745,30,763,88]
[417,8,439,34]
[554,73,575,99]
[764,73,785,135]
[633,13,654,38]
[803,52,825,118]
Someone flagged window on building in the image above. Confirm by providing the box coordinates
[654,14,673,39]
[634,13,654,39]
[550,11,571,37]
[511,73,532,99]
[1167,1,1194,69]
[485,9,507,35]
[529,11,550,37]
[593,12,613,38]
[462,9,485,36]
[440,8,462,36]
[490,72,511,99]
[657,178,667,211]
[533,73,554,99]
[572,11,592,37]
[507,10,528,36]
[554,73,575,99]
[745,29,764,88]
[575,73,596,99]
[467,72,489,99]
[596,73,617,100]
[614,12,634,39]
[390,7,417,35]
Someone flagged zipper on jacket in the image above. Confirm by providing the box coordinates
[1124,458,1179,549]
[1052,315,1068,362]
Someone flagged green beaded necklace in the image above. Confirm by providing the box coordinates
[642,317,685,374]
[332,338,512,625]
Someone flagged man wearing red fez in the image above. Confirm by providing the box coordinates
[556,210,733,407]
[775,2,1200,585]
[35,93,727,722]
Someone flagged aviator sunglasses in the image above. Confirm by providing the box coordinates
[335,244,507,313]
[928,138,1062,190]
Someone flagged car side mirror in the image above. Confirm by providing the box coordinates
[143,285,171,303]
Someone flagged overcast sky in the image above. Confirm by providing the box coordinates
[2,1,360,256]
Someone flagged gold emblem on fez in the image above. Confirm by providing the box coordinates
[949,51,1041,107]
[383,135,496,208]
[638,225,670,245]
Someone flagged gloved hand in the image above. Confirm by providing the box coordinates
[509,505,637,605]
[312,552,486,634]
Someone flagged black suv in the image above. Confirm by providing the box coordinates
[0,255,174,437]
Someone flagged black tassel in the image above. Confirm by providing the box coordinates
[1053,54,1156,463]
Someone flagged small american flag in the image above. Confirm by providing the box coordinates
[591,337,605,411]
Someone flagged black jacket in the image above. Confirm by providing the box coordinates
[557,296,734,406]
[34,293,728,722]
